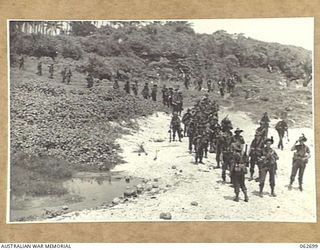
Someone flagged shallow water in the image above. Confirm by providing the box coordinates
[10,171,141,221]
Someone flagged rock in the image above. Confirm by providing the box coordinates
[285,107,293,111]
[125,176,130,183]
[150,188,160,195]
[191,201,198,206]
[152,183,159,189]
[112,197,121,205]
[260,96,269,102]
[142,179,148,184]
[145,184,153,191]
[171,165,177,169]
[204,215,212,220]
[179,170,183,173]
[124,189,137,197]
[62,206,69,210]
[153,178,159,182]
[166,184,172,188]
[75,212,80,217]
[160,212,172,220]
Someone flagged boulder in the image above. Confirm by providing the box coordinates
[160,212,172,220]
[62,206,69,210]
[152,183,159,189]
[112,197,121,205]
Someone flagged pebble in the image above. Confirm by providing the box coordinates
[191,201,198,206]
[112,197,121,205]
[62,206,69,210]
[152,183,159,189]
[160,212,172,220]
[171,166,177,169]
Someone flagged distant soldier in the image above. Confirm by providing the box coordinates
[275,119,288,150]
[132,81,138,96]
[162,85,169,106]
[255,122,268,141]
[61,67,67,83]
[258,137,279,197]
[184,73,191,89]
[19,56,24,70]
[124,80,131,94]
[48,63,54,79]
[181,109,192,137]
[218,78,226,97]
[151,84,158,101]
[141,82,150,99]
[113,79,120,90]
[187,119,196,153]
[167,87,174,107]
[260,112,270,139]
[66,69,72,84]
[249,131,264,181]
[170,112,182,142]
[36,61,42,76]
[197,77,203,91]
[232,128,245,152]
[86,72,94,88]
[207,79,212,93]
[288,134,310,191]
[230,142,249,202]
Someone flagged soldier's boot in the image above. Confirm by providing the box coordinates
[259,185,264,198]
[270,187,277,197]
[249,172,254,181]
[288,180,293,190]
[243,191,249,202]
[233,193,239,202]
[299,184,303,192]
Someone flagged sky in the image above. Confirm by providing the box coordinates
[190,18,314,51]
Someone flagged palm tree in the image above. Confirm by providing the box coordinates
[45,21,63,35]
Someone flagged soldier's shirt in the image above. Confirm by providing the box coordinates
[232,135,245,145]
[275,121,288,131]
[261,147,279,165]
[293,144,310,160]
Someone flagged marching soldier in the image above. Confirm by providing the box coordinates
[48,63,54,79]
[141,82,150,99]
[255,121,268,141]
[275,119,288,150]
[288,134,310,191]
[193,130,207,164]
[249,131,264,181]
[124,80,131,94]
[170,112,182,142]
[258,137,279,197]
[151,84,158,101]
[132,81,138,96]
[61,67,67,83]
[19,56,24,70]
[36,61,42,76]
[260,112,270,139]
[181,109,192,137]
[66,69,72,84]
[86,72,94,88]
[230,142,249,202]
[187,119,196,154]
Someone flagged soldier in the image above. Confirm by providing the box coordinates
[61,67,67,83]
[288,134,310,191]
[181,109,192,137]
[36,61,42,76]
[167,87,174,107]
[19,56,24,70]
[161,85,169,106]
[255,121,268,141]
[132,81,138,96]
[258,137,279,197]
[230,142,249,202]
[187,119,196,154]
[170,112,182,142]
[193,130,207,164]
[86,72,94,88]
[48,63,54,79]
[232,128,245,152]
[275,119,288,150]
[207,79,212,93]
[66,69,72,84]
[260,112,270,139]
[113,79,120,89]
[141,82,150,99]
[124,80,131,94]
[197,77,203,91]
[151,84,158,101]
[249,131,264,181]
[218,78,226,97]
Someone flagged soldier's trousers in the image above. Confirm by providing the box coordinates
[290,159,306,185]
[188,135,194,151]
[277,130,285,150]
[222,152,233,182]
[172,126,181,141]
[259,165,276,189]
[250,156,261,177]
[232,171,247,194]
[195,147,204,163]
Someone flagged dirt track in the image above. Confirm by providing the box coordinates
[50,109,316,222]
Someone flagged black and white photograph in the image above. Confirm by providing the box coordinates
[8,18,315,223]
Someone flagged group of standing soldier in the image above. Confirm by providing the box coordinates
[170,95,311,202]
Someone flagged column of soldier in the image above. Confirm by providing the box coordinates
[170,96,311,203]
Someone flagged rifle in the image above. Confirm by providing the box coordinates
[242,144,249,168]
